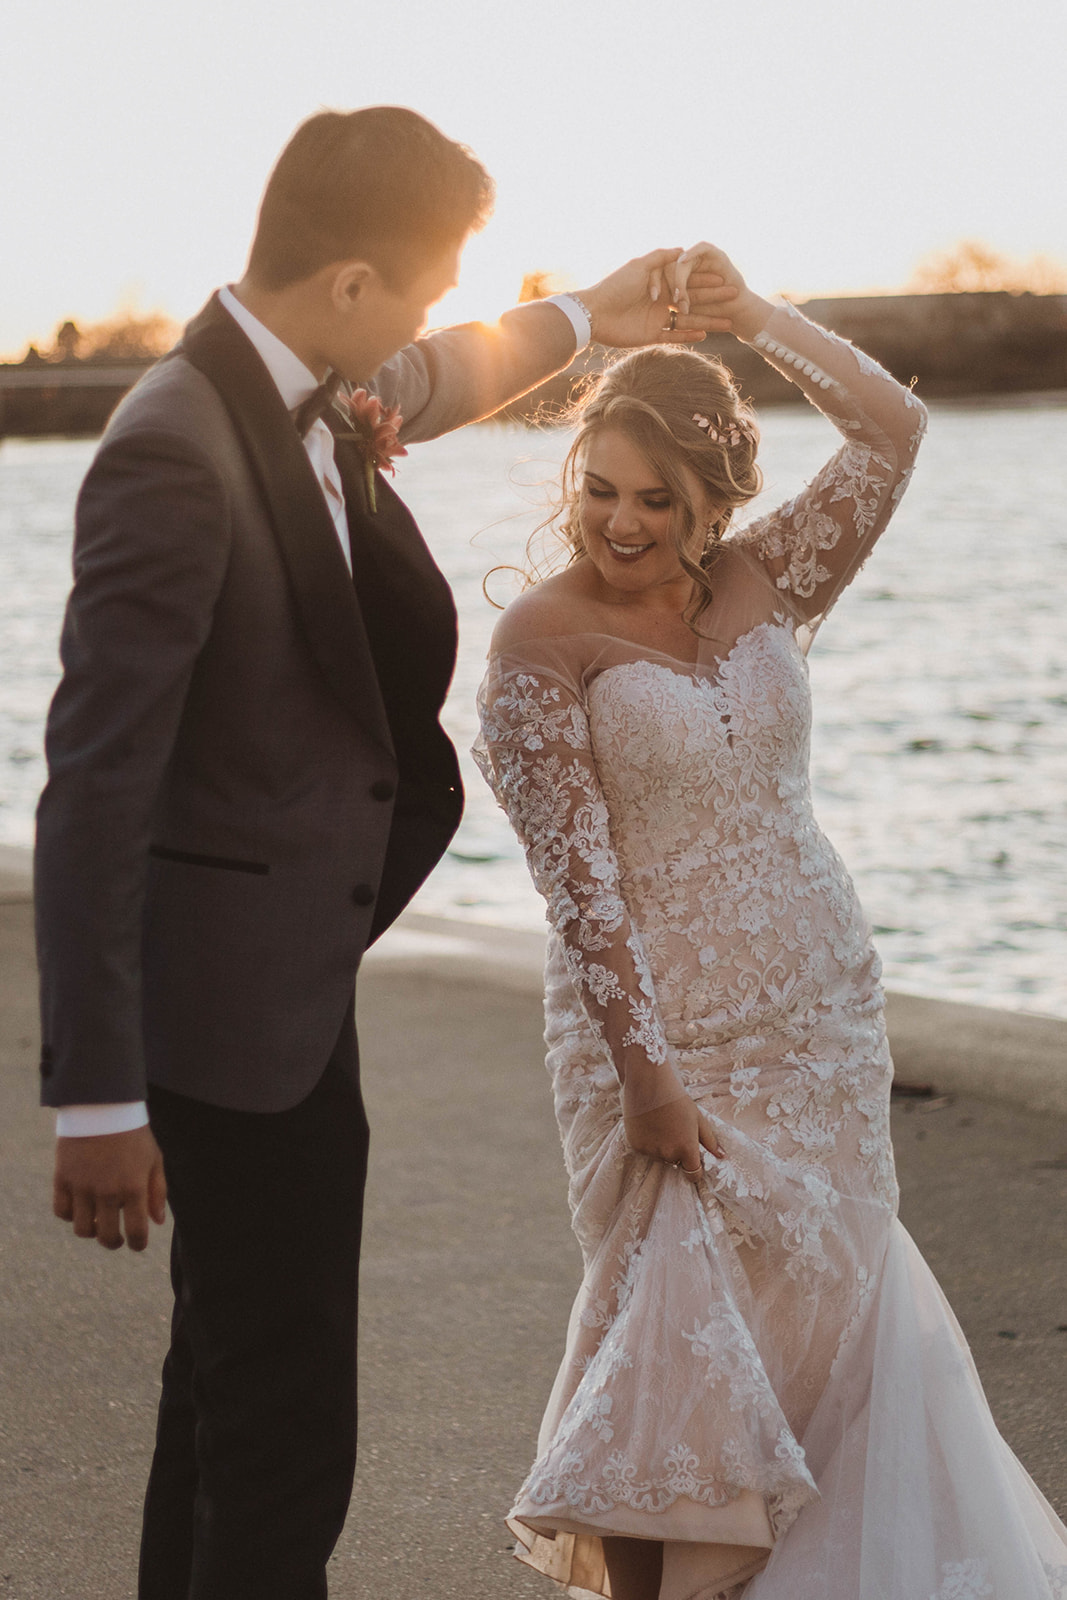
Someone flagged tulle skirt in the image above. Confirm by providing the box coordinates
[509,958,1067,1599]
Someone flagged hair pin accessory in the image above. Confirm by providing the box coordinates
[692,412,744,448]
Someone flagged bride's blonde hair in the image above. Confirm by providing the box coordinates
[535,344,763,623]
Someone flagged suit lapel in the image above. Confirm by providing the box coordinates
[180,294,393,758]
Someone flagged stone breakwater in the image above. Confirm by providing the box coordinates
[2,292,1066,438]
[506,289,1067,418]
[0,360,152,438]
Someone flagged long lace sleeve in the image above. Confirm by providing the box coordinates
[474,649,687,1117]
[733,301,928,634]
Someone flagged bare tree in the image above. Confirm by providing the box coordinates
[518,270,572,303]
[909,240,1067,295]
[36,305,179,364]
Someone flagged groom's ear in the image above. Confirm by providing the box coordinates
[331,261,379,314]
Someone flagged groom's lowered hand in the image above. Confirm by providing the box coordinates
[575,248,744,348]
[54,1126,167,1251]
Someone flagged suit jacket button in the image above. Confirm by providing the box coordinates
[370,779,395,802]
[351,883,376,907]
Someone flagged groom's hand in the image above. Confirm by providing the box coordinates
[575,248,745,348]
[54,1126,167,1251]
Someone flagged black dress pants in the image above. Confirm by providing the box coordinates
[139,1003,369,1600]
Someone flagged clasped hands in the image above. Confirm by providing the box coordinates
[576,241,771,352]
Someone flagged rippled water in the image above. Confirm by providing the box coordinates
[1,399,1065,1017]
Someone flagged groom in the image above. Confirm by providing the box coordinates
[36,106,721,1598]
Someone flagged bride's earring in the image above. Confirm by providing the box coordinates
[702,516,724,561]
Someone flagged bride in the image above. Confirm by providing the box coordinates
[474,243,1067,1600]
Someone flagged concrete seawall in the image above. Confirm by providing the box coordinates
[3,845,1063,1117]
[0,361,150,437]
[502,289,1067,419]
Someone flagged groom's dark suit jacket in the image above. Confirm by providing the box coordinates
[35,293,575,1112]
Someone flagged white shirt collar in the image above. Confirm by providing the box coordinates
[217,285,322,411]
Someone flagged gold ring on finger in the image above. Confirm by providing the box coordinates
[668,308,678,332]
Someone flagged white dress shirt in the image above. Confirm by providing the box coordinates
[220,285,353,567]
[55,287,589,1138]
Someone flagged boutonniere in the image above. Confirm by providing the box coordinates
[332,388,407,513]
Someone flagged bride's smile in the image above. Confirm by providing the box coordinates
[578,428,706,602]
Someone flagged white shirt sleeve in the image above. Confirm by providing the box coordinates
[545,294,592,352]
[56,1102,150,1137]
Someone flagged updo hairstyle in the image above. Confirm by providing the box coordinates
[549,344,763,623]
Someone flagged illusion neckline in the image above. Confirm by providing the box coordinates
[489,618,798,676]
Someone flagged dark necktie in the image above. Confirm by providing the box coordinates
[292,370,341,438]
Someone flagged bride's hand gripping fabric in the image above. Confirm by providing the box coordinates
[473,647,721,1180]
[624,1093,723,1182]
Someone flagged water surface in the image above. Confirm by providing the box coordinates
[2,399,1064,1017]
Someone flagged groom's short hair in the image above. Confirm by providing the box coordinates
[247,106,494,291]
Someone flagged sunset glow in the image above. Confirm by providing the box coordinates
[2,0,1063,357]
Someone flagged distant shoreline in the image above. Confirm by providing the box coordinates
[2,290,1066,439]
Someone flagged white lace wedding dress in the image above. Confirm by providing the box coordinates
[474,303,1067,1600]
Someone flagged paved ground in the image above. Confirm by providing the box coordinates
[1,892,1065,1597]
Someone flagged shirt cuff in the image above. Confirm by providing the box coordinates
[545,294,592,353]
[56,1102,150,1138]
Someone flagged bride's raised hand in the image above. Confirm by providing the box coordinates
[670,242,772,343]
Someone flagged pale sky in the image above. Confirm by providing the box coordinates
[2,0,1064,357]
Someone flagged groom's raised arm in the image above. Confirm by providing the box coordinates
[372,247,730,443]
[371,297,582,444]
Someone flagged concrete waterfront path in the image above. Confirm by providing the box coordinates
[1,855,1065,1597]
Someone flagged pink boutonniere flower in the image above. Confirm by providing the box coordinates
[333,388,407,514]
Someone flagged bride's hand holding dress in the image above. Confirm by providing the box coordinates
[624,1093,724,1180]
